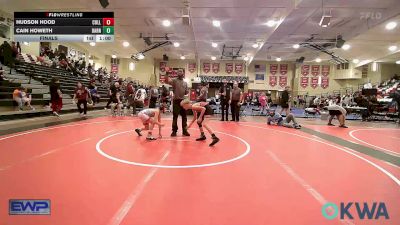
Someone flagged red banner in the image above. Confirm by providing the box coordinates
[226,63,233,74]
[279,76,287,88]
[159,62,167,82]
[270,64,278,75]
[311,77,319,89]
[321,77,329,89]
[203,63,210,73]
[300,77,309,88]
[311,65,320,76]
[321,65,330,76]
[188,63,196,73]
[111,64,118,73]
[235,63,243,74]
[301,65,310,76]
[212,63,220,73]
[280,64,288,75]
[269,76,277,87]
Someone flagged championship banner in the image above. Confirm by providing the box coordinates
[279,64,288,75]
[279,76,287,87]
[269,76,277,87]
[111,63,118,73]
[270,64,278,75]
[188,63,196,73]
[159,62,167,82]
[301,65,310,76]
[212,63,220,73]
[203,63,211,73]
[321,65,330,76]
[311,65,320,76]
[226,63,233,74]
[235,63,243,74]
[300,77,309,88]
[321,77,329,89]
[311,77,319,89]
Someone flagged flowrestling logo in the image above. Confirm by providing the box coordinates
[9,199,51,215]
[322,202,389,220]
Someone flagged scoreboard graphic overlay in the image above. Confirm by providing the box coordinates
[14,12,114,42]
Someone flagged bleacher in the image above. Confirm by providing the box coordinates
[0,56,109,120]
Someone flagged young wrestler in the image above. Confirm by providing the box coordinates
[180,99,220,147]
[134,108,164,140]
[267,110,301,129]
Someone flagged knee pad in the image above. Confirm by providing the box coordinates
[197,121,203,128]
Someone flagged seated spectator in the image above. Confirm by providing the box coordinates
[88,81,100,105]
[0,66,6,81]
[267,110,301,129]
[13,87,34,111]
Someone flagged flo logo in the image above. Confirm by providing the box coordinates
[322,202,389,220]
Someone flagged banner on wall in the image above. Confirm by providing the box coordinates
[235,63,243,74]
[269,76,277,87]
[301,65,310,76]
[279,64,288,75]
[321,65,330,76]
[311,77,319,89]
[159,62,167,82]
[111,64,118,73]
[279,76,287,87]
[300,77,309,88]
[321,77,329,89]
[226,63,233,74]
[188,63,196,73]
[270,64,278,75]
[203,63,211,73]
[311,65,320,76]
[212,63,220,73]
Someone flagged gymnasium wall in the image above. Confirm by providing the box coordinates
[107,56,155,85]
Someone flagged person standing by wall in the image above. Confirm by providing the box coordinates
[165,69,190,137]
[230,81,243,122]
[218,79,231,121]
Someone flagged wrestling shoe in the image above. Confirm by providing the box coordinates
[196,135,206,141]
[135,129,142,136]
[182,131,190,136]
[209,137,220,146]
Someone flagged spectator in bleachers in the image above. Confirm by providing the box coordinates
[88,81,100,106]
[72,82,89,117]
[50,77,63,117]
[0,41,13,74]
[13,87,34,111]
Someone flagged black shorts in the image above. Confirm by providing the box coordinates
[329,110,342,116]
[281,103,289,109]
